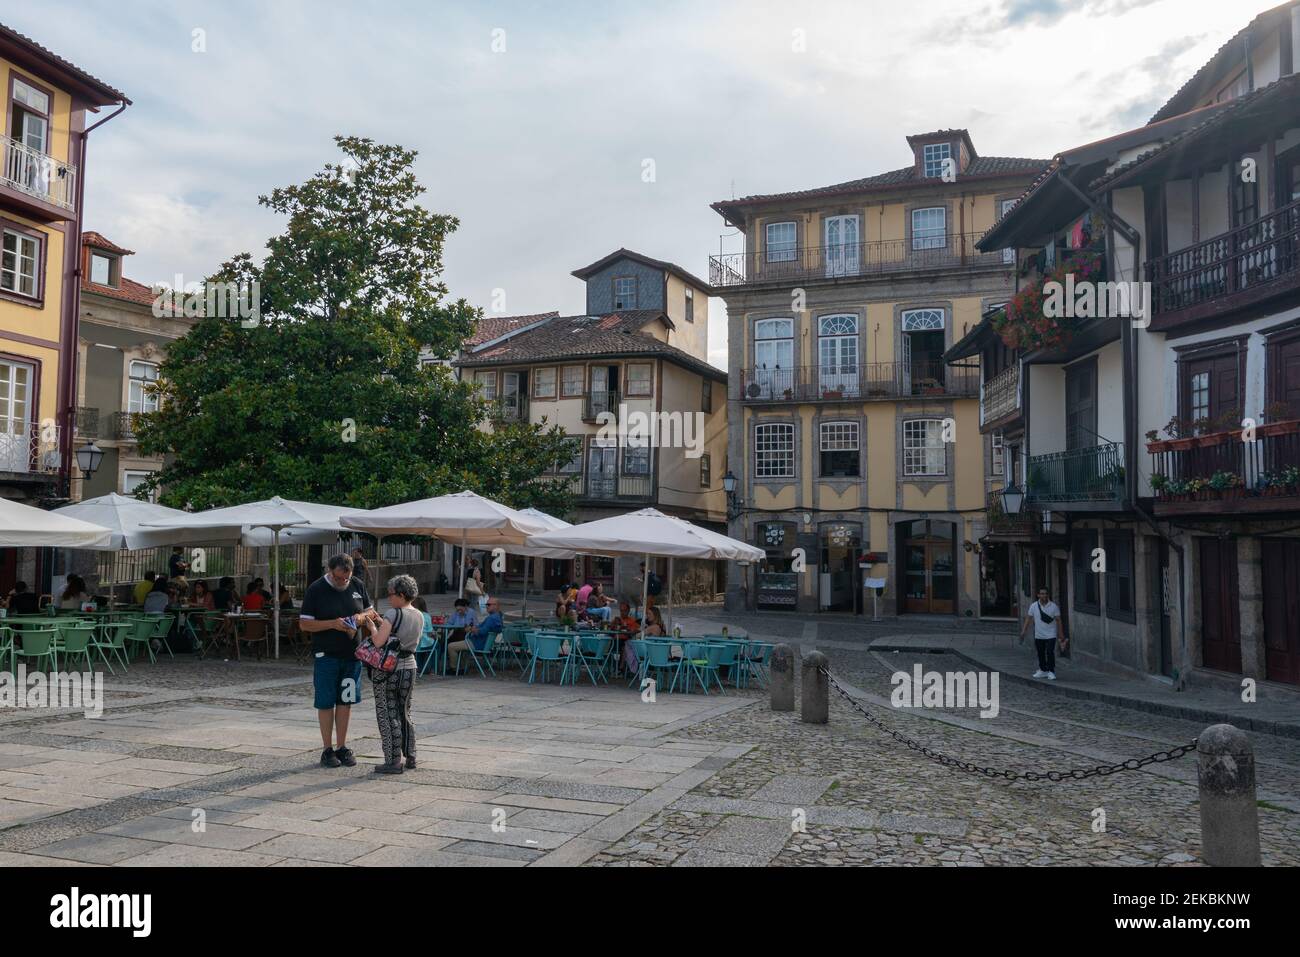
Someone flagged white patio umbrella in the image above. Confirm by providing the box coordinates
[51,493,201,551]
[0,496,113,548]
[527,507,763,638]
[341,490,553,603]
[509,508,574,616]
[143,497,368,658]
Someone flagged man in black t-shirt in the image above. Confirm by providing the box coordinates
[5,581,40,616]
[298,554,376,768]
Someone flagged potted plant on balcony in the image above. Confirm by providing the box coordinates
[1185,476,1209,501]
[783,387,794,400]
[990,247,1104,351]
[1208,470,1244,500]
[1149,473,1169,498]
[821,388,844,400]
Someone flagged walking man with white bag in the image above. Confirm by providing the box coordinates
[1020,586,1065,680]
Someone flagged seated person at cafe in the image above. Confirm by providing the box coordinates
[133,572,157,606]
[558,601,578,627]
[448,597,503,671]
[254,577,273,603]
[144,578,172,614]
[278,585,295,610]
[576,580,594,612]
[446,597,477,638]
[5,581,41,616]
[585,583,614,622]
[616,601,639,634]
[59,575,90,610]
[242,581,267,611]
[212,576,236,611]
[192,580,214,610]
[643,605,666,637]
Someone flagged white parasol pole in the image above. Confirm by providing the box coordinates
[522,556,531,617]
[458,529,468,599]
[273,527,281,659]
[666,556,674,633]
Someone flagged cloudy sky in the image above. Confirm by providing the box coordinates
[19,0,1263,367]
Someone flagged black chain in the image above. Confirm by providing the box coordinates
[819,667,1198,783]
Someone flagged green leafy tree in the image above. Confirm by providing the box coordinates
[137,136,574,515]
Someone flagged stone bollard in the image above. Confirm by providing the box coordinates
[801,651,829,724]
[770,643,795,712]
[1197,724,1260,867]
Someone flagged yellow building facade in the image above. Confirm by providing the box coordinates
[711,130,1046,616]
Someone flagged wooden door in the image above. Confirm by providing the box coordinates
[1269,334,1300,419]
[1261,539,1300,685]
[1199,538,1242,674]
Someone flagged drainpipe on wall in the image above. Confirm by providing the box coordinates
[61,100,128,499]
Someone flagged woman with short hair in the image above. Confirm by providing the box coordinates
[370,574,424,774]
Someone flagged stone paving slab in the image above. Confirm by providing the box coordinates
[750,774,837,805]
[246,833,381,864]
[29,833,166,865]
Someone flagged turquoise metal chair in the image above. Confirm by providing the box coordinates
[455,627,497,678]
[641,640,682,693]
[124,616,159,664]
[626,638,649,689]
[565,634,611,685]
[525,633,567,684]
[742,641,774,688]
[680,642,727,694]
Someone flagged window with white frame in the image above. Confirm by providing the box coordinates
[533,367,556,399]
[127,361,160,414]
[556,436,583,474]
[990,430,1004,476]
[922,143,952,178]
[765,222,797,263]
[123,470,157,502]
[1189,371,1210,424]
[613,277,637,310]
[625,363,652,397]
[755,423,795,478]
[700,452,711,488]
[1,229,41,298]
[903,419,946,476]
[474,370,497,401]
[820,421,860,477]
[561,365,585,397]
[900,308,945,332]
[911,207,947,250]
[90,252,115,286]
[685,287,694,323]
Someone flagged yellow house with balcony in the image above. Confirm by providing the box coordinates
[711,130,1047,616]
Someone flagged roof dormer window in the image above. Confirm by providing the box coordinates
[922,142,952,178]
[90,251,117,287]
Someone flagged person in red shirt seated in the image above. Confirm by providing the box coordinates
[243,582,267,611]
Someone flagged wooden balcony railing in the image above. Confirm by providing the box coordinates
[739,360,979,402]
[1148,420,1300,512]
[980,363,1020,426]
[1146,198,1300,324]
[1026,442,1125,505]
[710,231,1005,287]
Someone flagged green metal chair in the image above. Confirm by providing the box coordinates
[91,622,132,675]
[0,625,13,674]
[13,626,59,673]
[59,623,97,673]
[124,616,160,664]
[148,614,176,660]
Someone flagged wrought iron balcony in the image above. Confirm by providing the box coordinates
[739,360,979,403]
[710,232,1005,288]
[1,134,78,212]
[1026,442,1125,505]
[488,393,529,423]
[1146,198,1300,329]
[582,390,621,422]
[114,411,147,441]
[580,472,653,502]
[0,420,61,475]
[980,363,1020,427]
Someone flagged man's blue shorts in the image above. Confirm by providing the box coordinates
[313,654,363,709]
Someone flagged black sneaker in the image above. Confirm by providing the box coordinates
[374,762,404,775]
[320,747,341,768]
[405,756,417,770]
[334,746,357,767]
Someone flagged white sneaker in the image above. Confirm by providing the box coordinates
[1032,670,1046,678]
[1045,671,1056,680]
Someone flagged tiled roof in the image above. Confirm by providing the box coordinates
[1091,73,1300,193]
[455,311,725,381]
[713,156,1050,211]
[467,311,558,347]
[82,231,134,256]
[1148,1,1296,124]
[82,275,157,308]
[570,248,712,294]
[0,22,129,106]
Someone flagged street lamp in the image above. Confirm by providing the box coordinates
[75,441,104,481]
[722,469,743,521]
[1000,480,1025,516]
